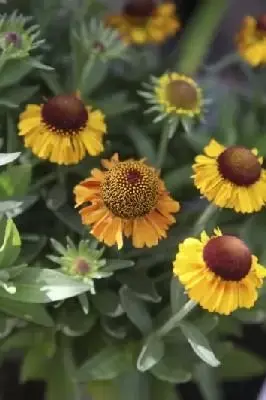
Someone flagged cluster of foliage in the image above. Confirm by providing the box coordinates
[0,1,266,400]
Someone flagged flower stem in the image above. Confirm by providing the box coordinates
[156,120,177,169]
[192,203,218,236]
[157,299,197,337]
[30,172,57,192]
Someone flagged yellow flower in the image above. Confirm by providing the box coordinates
[18,94,107,165]
[74,154,180,249]
[192,139,266,213]
[173,228,266,315]
[236,15,266,67]
[154,73,202,117]
[106,1,180,45]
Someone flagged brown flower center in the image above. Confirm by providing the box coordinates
[123,0,155,19]
[218,146,261,186]
[101,160,159,219]
[166,79,198,110]
[41,94,88,135]
[256,15,266,33]
[203,235,252,281]
[75,258,90,275]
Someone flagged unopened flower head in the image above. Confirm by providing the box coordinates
[139,73,208,130]
[48,237,111,294]
[73,18,129,62]
[0,11,44,59]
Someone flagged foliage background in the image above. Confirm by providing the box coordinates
[0,0,265,400]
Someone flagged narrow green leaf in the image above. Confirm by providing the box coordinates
[78,345,132,381]
[0,164,32,198]
[46,337,79,400]
[0,298,54,327]
[0,59,33,89]
[118,271,161,303]
[0,217,21,269]
[0,152,20,166]
[151,378,180,400]
[137,335,164,372]
[92,290,124,317]
[218,347,266,380]
[88,380,120,400]
[176,1,229,74]
[194,363,222,400]
[170,277,187,313]
[151,359,191,384]
[180,321,220,367]
[120,285,153,334]
[126,127,157,164]
[0,268,92,303]
[164,165,192,192]
[102,259,134,273]
[118,370,151,400]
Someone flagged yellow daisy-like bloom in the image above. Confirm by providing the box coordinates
[155,73,202,117]
[18,94,107,165]
[192,139,266,213]
[236,15,266,67]
[106,0,180,45]
[74,153,180,249]
[173,228,266,315]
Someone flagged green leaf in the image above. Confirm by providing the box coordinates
[78,345,132,382]
[80,58,108,96]
[151,378,180,400]
[96,92,138,117]
[120,286,153,334]
[137,335,164,372]
[46,337,79,400]
[20,331,56,383]
[118,271,161,303]
[118,370,150,400]
[0,164,32,199]
[92,290,124,317]
[218,347,266,380]
[0,85,39,106]
[102,259,134,273]
[170,277,187,314]
[164,165,192,192]
[47,203,83,234]
[194,363,222,400]
[57,305,97,337]
[0,152,20,166]
[0,217,21,269]
[2,196,38,218]
[88,380,120,400]
[0,268,92,303]
[0,298,54,326]
[0,59,33,89]
[176,1,229,74]
[126,127,157,165]
[19,235,47,264]
[180,321,220,367]
[151,358,191,384]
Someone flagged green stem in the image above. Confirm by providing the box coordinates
[157,299,197,337]
[156,120,177,169]
[30,172,57,192]
[192,203,218,237]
